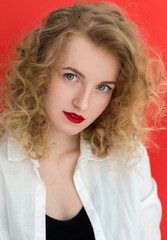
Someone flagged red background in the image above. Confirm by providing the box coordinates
[0,0,167,238]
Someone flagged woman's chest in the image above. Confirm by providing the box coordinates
[45,175,83,220]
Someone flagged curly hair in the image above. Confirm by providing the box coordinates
[0,1,166,159]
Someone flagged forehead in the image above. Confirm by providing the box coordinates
[58,33,119,82]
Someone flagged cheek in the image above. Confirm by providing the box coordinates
[89,99,110,121]
[92,97,111,113]
[45,83,62,103]
[44,85,75,112]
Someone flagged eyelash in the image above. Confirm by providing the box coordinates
[63,73,112,92]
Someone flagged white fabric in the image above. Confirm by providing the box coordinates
[0,134,162,240]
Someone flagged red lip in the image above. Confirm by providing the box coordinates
[63,111,85,124]
[66,112,85,119]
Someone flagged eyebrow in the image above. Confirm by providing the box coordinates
[62,67,116,85]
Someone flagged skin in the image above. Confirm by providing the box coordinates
[43,33,120,160]
[39,33,120,219]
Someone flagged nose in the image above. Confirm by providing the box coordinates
[72,88,91,111]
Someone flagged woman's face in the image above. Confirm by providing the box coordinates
[44,33,119,137]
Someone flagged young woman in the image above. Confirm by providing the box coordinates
[0,1,166,240]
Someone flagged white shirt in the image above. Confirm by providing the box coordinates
[0,134,162,240]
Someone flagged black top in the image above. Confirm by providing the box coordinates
[46,206,96,240]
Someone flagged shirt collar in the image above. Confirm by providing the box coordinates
[7,135,27,162]
[7,132,109,163]
[79,132,110,162]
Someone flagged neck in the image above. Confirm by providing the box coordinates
[46,131,80,158]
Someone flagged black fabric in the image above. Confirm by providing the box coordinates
[46,206,96,240]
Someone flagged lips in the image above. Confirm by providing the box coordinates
[66,112,84,119]
[63,111,85,124]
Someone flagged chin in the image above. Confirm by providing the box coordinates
[59,127,82,136]
[67,129,82,136]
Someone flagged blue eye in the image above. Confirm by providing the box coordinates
[98,84,111,92]
[64,73,77,81]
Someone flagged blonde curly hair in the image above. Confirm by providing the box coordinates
[0,1,166,159]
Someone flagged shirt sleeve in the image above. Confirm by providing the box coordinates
[0,138,11,240]
[0,169,11,239]
[135,145,162,240]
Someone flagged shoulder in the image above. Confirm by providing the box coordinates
[81,135,149,172]
[102,142,149,172]
[0,135,27,169]
[102,142,152,194]
[116,142,156,202]
[119,142,151,180]
[103,142,156,205]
